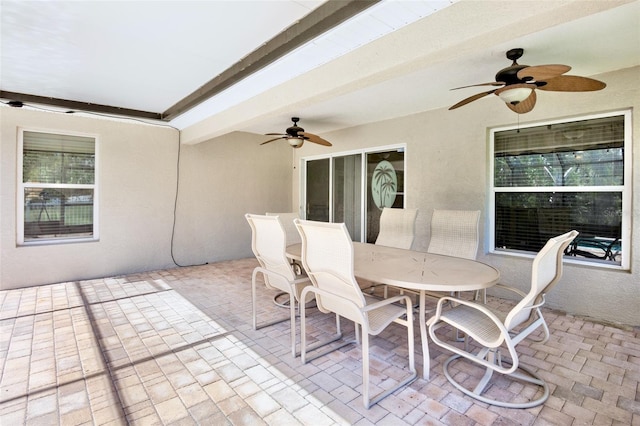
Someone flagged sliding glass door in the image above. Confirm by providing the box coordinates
[333,154,362,240]
[305,158,329,222]
[303,146,405,242]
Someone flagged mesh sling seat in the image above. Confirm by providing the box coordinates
[245,214,312,357]
[371,207,418,297]
[427,209,480,260]
[427,230,578,408]
[294,219,417,409]
[375,207,418,250]
[265,212,301,246]
[427,209,482,302]
[265,212,303,301]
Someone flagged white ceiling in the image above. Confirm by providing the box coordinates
[2,0,639,145]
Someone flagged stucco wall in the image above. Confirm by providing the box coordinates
[0,108,178,288]
[0,110,292,289]
[171,131,293,265]
[292,66,640,326]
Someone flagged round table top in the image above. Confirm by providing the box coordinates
[287,242,500,292]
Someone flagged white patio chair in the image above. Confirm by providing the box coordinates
[294,219,417,409]
[266,212,304,303]
[375,207,418,250]
[427,209,480,259]
[245,214,311,357]
[266,212,301,246]
[427,230,578,408]
[371,207,418,297]
[427,209,483,302]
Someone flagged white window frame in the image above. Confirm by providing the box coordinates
[301,143,407,242]
[488,110,632,270]
[17,127,100,246]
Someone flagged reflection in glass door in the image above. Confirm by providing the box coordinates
[305,158,329,221]
[333,154,362,241]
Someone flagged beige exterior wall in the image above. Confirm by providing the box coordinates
[170,131,293,264]
[293,66,640,326]
[1,66,637,325]
[0,109,291,289]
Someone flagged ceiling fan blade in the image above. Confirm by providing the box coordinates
[260,136,285,145]
[517,64,571,81]
[449,89,496,110]
[265,132,286,136]
[537,75,606,92]
[451,82,505,90]
[299,132,332,146]
[506,89,537,114]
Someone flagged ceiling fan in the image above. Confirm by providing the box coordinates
[449,48,606,114]
[261,117,332,148]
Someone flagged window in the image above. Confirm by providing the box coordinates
[303,145,405,242]
[490,110,631,269]
[18,129,98,244]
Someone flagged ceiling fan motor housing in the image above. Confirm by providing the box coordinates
[496,48,531,85]
[496,64,530,85]
[286,116,304,137]
[286,125,304,137]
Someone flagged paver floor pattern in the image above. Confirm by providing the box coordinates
[0,258,638,425]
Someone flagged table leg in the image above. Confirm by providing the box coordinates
[419,290,430,380]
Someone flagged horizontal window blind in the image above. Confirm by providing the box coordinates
[23,131,95,185]
[24,131,95,154]
[495,115,624,155]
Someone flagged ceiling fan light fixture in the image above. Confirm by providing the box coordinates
[498,87,533,105]
[287,137,304,148]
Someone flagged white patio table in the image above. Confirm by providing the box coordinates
[286,241,500,379]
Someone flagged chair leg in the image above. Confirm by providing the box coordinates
[289,290,297,357]
[419,290,430,380]
[252,269,298,355]
[300,301,349,363]
[362,318,417,409]
[362,332,371,408]
[474,289,487,304]
[252,269,259,330]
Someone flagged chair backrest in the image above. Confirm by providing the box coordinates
[294,219,365,321]
[427,209,480,260]
[375,207,418,250]
[505,230,579,331]
[245,214,296,289]
[266,212,301,245]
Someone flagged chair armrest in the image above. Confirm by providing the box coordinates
[494,284,546,310]
[253,266,290,285]
[427,296,519,374]
[253,266,310,293]
[492,283,527,298]
[362,295,412,312]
